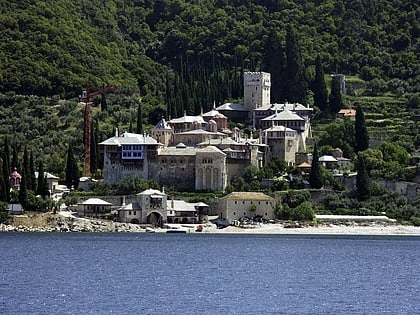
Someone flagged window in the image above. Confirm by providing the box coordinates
[133,211,136,215]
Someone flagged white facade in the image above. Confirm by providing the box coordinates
[243,72,271,112]
[213,192,276,222]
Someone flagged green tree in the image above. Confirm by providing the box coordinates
[354,104,369,153]
[378,142,409,166]
[358,148,385,176]
[136,100,143,134]
[65,144,80,190]
[319,119,355,158]
[356,154,371,201]
[309,144,323,189]
[90,119,100,175]
[0,201,10,224]
[0,161,7,202]
[329,76,344,115]
[18,172,28,209]
[291,201,315,221]
[36,161,49,198]
[12,145,19,171]
[101,93,107,111]
[312,55,329,114]
[29,151,36,191]
[22,147,31,191]
[285,27,308,105]
[115,175,159,195]
[263,29,286,103]
[2,136,11,202]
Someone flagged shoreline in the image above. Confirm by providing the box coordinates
[1,211,419,235]
[2,221,420,236]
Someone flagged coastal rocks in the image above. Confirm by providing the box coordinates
[1,215,150,233]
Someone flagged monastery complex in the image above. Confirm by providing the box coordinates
[99,72,313,192]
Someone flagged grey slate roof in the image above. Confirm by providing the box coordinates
[216,102,248,111]
[261,109,305,121]
[159,145,226,157]
[154,118,172,130]
[169,115,206,124]
[99,132,158,146]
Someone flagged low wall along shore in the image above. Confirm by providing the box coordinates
[1,212,420,235]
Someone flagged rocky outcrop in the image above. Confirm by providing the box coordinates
[1,214,148,233]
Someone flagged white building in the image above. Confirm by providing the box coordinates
[212,192,276,223]
[243,72,271,112]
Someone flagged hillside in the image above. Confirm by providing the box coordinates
[1,1,418,97]
[0,0,418,177]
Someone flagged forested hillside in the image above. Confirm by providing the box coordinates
[0,0,418,176]
[1,1,418,98]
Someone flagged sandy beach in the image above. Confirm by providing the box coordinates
[203,223,420,236]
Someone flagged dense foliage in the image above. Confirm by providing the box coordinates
[1,0,418,99]
[0,1,418,221]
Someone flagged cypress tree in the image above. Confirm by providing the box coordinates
[29,151,36,191]
[100,94,107,111]
[0,160,7,202]
[356,154,370,201]
[2,137,11,202]
[90,119,99,175]
[329,76,343,114]
[22,147,31,190]
[36,160,44,196]
[18,170,28,208]
[312,55,329,113]
[309,144,323,189]
[354,104,369,153]
[12,145,19,171]
[136,101,143,134]
[65,144,80,190]
[263,29,286,103]
[285,27,308,105]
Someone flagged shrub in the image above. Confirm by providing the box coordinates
[290,201,315,221]
[410,216,420,226]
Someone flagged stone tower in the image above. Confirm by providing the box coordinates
[152,117,173,147]
[243,72,271,111]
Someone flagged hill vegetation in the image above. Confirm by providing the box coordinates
[0,1,419,222]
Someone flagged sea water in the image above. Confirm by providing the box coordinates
[0,233,419,314]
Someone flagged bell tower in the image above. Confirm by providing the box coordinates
[243,72,271,112]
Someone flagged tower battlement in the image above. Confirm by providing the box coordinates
[243,72,271,111]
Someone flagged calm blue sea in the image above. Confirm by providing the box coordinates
[0,233,419,315]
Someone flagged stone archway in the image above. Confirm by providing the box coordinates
[147,211,163,225]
